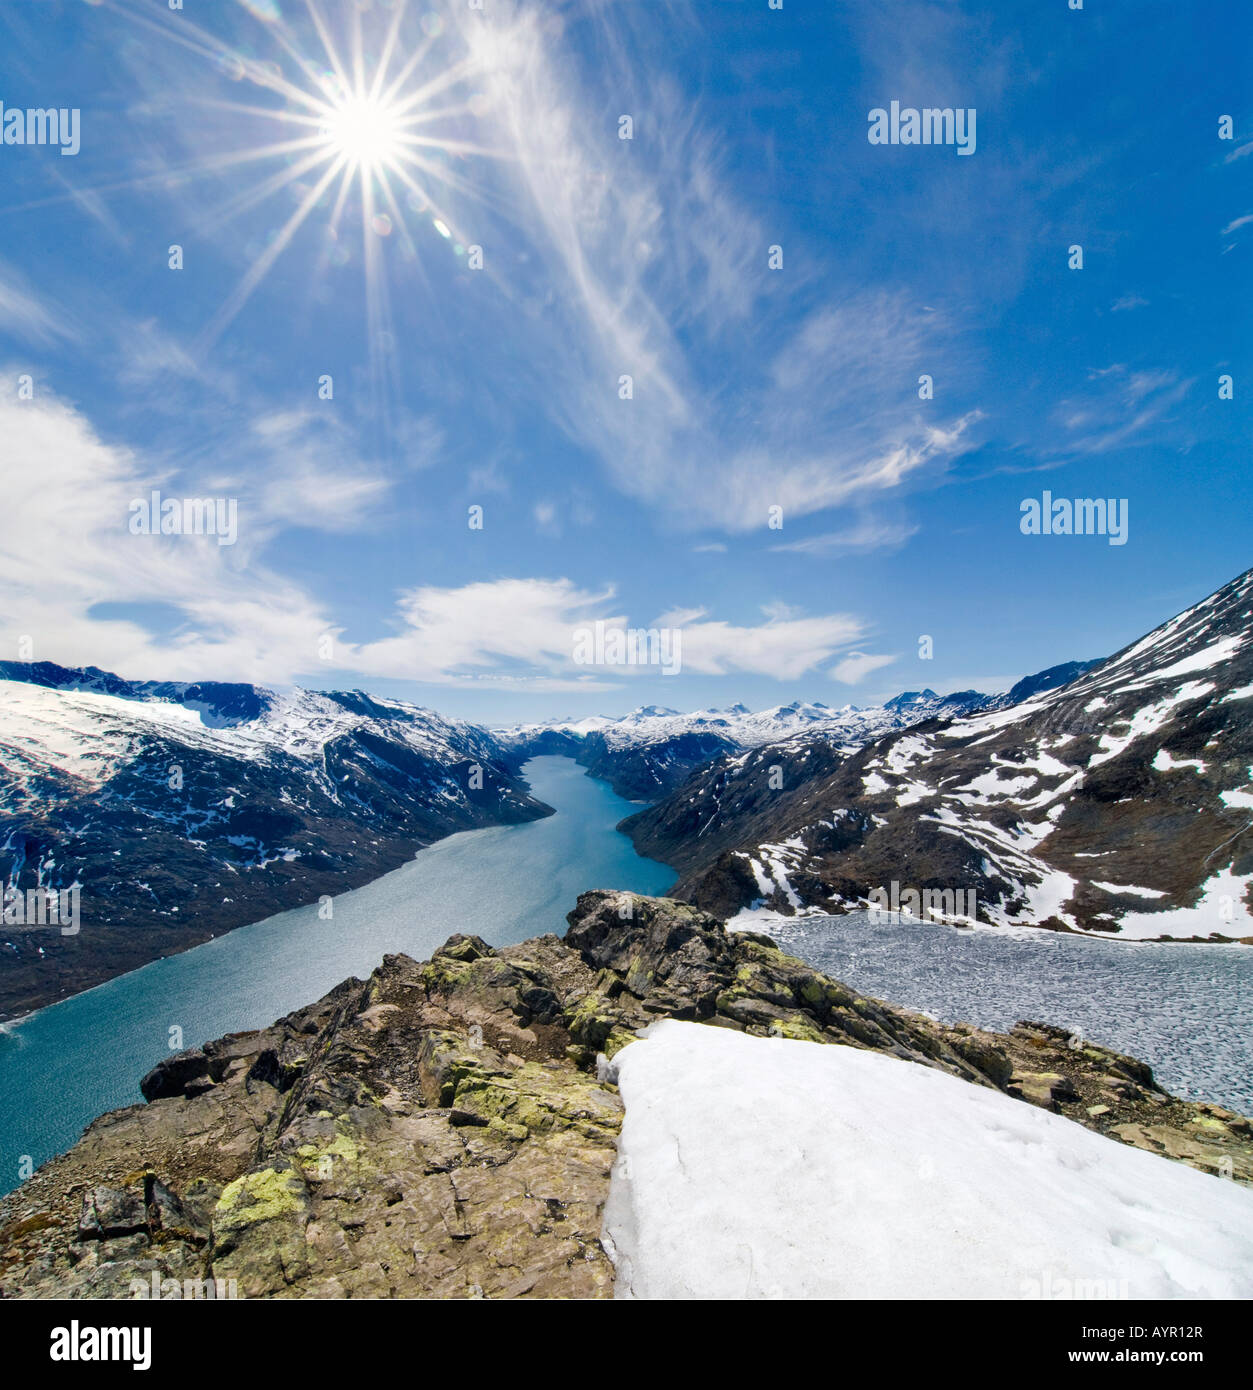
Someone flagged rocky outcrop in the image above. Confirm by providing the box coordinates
[2,893,1250,1299]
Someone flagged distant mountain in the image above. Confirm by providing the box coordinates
[496,689,995,800]
[625,568,1253,942]
[0,665,549,1019]
[986,660,1103,710]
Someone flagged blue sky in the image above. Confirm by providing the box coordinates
[0,0,1248,723]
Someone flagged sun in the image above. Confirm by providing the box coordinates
[54,0,498,384]
[320,90,406,173]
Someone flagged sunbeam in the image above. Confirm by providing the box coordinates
[55,0,506,380]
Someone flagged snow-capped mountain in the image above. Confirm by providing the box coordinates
[0,663,548,1020]
[627,568,1253,942]
[496,689,1003,800]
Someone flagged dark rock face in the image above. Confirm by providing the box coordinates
[0,666,552,1020]
[620,737,848,876]
[627,568,1253,939]
[996,661,1102,708]
[2,893,1248,1301]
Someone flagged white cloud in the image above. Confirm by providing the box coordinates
[0,393,870,690]
[655,606,708,627]
[830,652,897,685]
[679,613,867,681]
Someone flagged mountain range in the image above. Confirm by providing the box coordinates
[1,567,1248,1024]
[623,568,1253,942]
[0,660,1087,1020]
[493,668,1095,801]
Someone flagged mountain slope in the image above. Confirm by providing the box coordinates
[0,665,549,1019]
[630,569,1253,941]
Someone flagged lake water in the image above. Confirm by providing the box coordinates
[0,757,674,1196]
[760,913,1252,1113]
[2,755,1249,1202]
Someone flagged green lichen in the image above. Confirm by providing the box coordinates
[214,1167,303,1229]
[565,993,619,1049]
[766,1013,828,1044]
[601,1027,638,1059]
[294,1127,360,1177]
[451,1062,620,1142]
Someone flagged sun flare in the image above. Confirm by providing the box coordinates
[320,91,406,172]
[67,0,500,388]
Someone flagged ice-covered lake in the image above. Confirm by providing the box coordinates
[762,912,1251,1112]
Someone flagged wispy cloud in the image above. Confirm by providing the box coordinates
[0,262,79,347]
[830,651,897,685]
[772,515,920,557]
[448,4,980,535]
[1050,365,1193,457]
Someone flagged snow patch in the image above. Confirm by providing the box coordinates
[604,1021,1253,1299]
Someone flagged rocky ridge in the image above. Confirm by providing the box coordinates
[1,892,1248,1300]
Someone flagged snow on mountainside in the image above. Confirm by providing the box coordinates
[0,664,548,1020]
[628,568,1253,942]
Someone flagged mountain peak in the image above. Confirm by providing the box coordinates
[883,688,940,710]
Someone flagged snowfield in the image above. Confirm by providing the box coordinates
[603,1021,1253,1300]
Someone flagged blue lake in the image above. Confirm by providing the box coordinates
[0,756,674,1196]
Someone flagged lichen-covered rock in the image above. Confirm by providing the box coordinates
[2,891,1249,1299]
